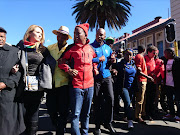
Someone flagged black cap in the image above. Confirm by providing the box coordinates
[0,27,7,34]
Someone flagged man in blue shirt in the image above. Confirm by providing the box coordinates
[91,28,116,135]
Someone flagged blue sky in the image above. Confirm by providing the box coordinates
[1,0,170,46]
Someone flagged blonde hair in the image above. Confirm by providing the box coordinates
[23,25,45,52]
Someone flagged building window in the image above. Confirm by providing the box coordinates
[147,36,152,44]
[127,43,131,48]
[139,38,144,46]
[156,32,163,41]
[133,42,135,47]
[132,40,137,48]
[157,41,163,57]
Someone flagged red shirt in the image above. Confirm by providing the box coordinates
[144,55,156,77]
[134,54,147,82]
[154,58,165,83]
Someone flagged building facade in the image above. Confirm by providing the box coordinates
[114,17,175,57]
[171,0,180,54]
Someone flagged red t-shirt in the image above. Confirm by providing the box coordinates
[144,55,156,77]
[154,58,165,83]
[135,54,147,82]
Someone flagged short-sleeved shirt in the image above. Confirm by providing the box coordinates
[134,53,147,82]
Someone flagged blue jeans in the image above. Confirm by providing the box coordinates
[70,87,94,135]
[121,88,133,120]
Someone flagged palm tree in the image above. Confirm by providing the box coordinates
[72,0,132,31]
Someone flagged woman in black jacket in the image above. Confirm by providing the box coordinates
[163,48,180,122]
[17,25,55,135]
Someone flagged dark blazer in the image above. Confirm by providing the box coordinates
[0,44,25,135]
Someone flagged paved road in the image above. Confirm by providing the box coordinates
[37,99,180,135]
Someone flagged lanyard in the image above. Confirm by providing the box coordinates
[25,49,29,76]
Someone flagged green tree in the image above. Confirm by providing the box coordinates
[72,0,132,31]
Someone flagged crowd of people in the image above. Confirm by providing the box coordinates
[0,23,180,135]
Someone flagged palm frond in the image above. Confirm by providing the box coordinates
[72,0,132,31]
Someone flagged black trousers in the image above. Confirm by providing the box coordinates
[93,76,114,128]
[113,76,122,113]
[165,85,180,117]
[145,82,156,117]
[46,85,69,135]
[23,91,44,135]
[160,85,168,112]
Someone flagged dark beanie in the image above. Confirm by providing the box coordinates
[0,27,7,34]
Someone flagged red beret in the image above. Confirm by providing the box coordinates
[76,23,89,36]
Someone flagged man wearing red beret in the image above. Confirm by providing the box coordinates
[59,23,98,135]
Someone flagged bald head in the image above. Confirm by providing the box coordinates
[96,28,106,44]
[97,28,106,34]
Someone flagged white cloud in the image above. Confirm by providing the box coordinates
[47,39,51,43]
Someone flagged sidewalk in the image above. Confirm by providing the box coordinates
[37,99,180,135]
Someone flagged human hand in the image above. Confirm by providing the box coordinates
[58,58,65,65]
[67,68,78,76]
[110,52,116,63]
[11,64,19,74]
[137,67,142,72]
[111,69,118,76]
[94,69,99,76]
[0,82,6,91]
[111,52,116,59]
[99,55,105,62]
[147,76,154,82]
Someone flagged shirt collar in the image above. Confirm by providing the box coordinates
[1,44,11,51]
[52,43,68,54]
[51,43,68,50]
[93,40,105,47]
[59,43,68,53]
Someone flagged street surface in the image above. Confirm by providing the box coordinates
[37,98,180,135]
